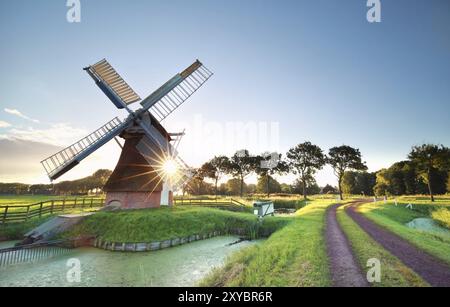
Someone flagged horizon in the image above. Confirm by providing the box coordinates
[0,137,438,188]
[1,0,450,186]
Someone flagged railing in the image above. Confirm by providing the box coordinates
[0,239,74,268]
[174,198,248,211]
[0,197,105,224]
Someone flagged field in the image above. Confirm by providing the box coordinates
[1,194,450,287]
[201,198,338,286]
[0,195,104,206]
[355,197,450,265]
[175,194,340,209]
[337,205,427,287]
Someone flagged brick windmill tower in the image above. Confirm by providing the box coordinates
[41,59,213,209]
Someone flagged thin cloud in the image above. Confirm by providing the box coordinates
[4,108,40,123]
[0,120,11,128]
[7,123,87,147]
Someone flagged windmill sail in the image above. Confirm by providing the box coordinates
[41,117,129,180]
[41,59,213,182]
[140,60,213,121]
[85,59,141,109]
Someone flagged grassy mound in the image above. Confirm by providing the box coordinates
[60,206,289,243]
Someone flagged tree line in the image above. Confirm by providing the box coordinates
[374,144,450,201]
[0,169,112,196]
[2,144,448,202]
[186,143,450,202]
[184,142,368,201]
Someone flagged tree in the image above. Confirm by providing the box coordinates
[0,183,29,195]
[224,178,245,196]
[292,177,321,195]
[373,169,389,196]
[256,175,282,195]
[29,184,52,195]
[90,169,112,193]
[247,183,257,195]
[322,184,338,194]
[254,153,289,197]
[447,171,450,193]
[327,145,368,200]
[342,171,376,196]
[373,162,428,196]
[227,150,258,197]
[408,144,450,202]
[286,142,326,200]
[341,172,357,195]
[184,170,214,195]
[199,156,230,198]
[280,183,292,194]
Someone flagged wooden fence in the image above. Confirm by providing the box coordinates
[0,197,105,224]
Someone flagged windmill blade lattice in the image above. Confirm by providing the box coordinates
[41,117,129,180]
[141,61,213,122]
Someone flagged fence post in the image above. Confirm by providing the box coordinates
[62,199,66,211]
[39,202,43,218]
[50,201,55,214]
[26,205,30,221]
[82,198,86,208]
[2,206,8,224]
[90,197,94,208]
[74,198,77,209]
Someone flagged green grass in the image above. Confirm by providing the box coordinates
[61,206,290,243]
[398,195,450,205]
[337,205,427,287]
[358,198,450,265]
[431,208,450,229]
[0,216,53,241]
[200,199,336,287]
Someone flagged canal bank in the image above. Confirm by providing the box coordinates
[0,236,261,287]
[58,206,290,243]
[0,206,289,286]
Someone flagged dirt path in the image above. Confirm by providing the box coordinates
[326,204,369,287]
[346,201,450,287]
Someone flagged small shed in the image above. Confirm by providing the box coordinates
[253,201,275,218]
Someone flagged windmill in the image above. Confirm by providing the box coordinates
[41,59,213,209]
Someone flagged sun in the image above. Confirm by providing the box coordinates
[162,159,178,176]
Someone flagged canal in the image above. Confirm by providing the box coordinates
[0,236,259,287]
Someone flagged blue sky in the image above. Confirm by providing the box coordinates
[0,0,449,185]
